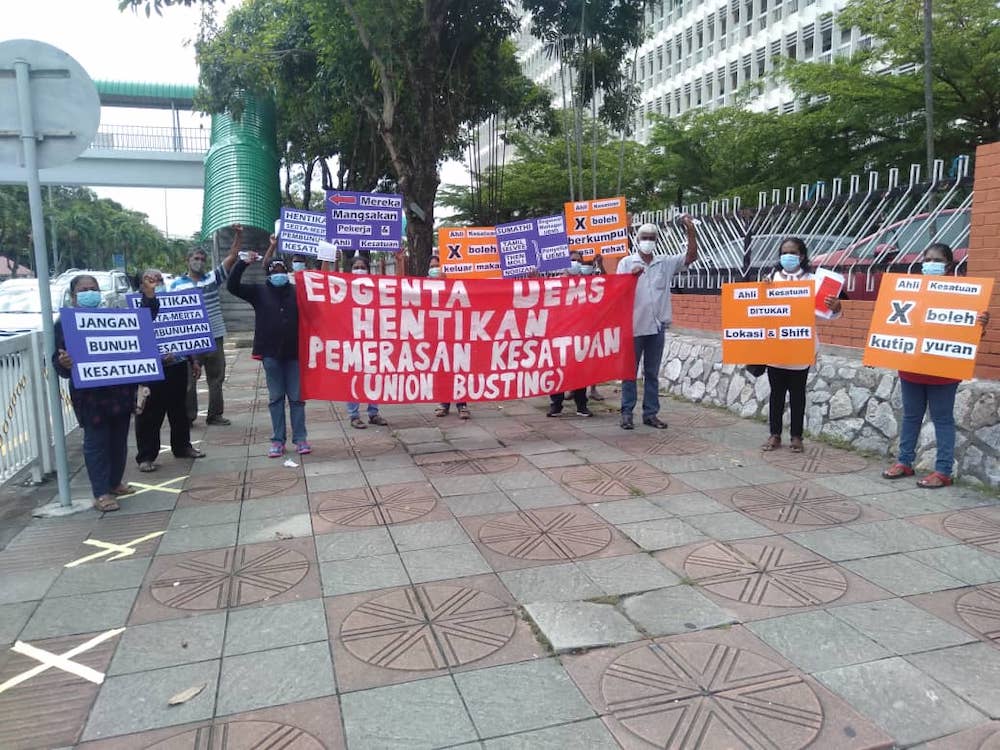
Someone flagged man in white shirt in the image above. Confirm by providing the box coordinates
[616,216,697,430]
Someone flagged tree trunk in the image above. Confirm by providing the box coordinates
[401,158,439,277]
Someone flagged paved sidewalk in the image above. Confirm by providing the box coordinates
[2,349,999,749]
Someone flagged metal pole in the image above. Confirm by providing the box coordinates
[14,59,72,507]
[923,0,934,177]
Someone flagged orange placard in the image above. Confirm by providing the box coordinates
[721,281,817,365]
[437,227,500,279]
[564,197,628,261]
[862,273,993,379]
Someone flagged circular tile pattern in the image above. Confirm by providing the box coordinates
[182,472,244,503]
[477,507,613,561]
[556,461,671,498]
[980,729,1000,750]
[762,444,868,474]
[943,508,1000,554]
[613,433,712,457]
[316,483,437,527]
[729,484,861,526]
[244,468,303,499]
[145,720,324,749]
[347,435,399,457]
[666,411,739,428]
[340,584,516,670]
[955,584,1000,644]
[420,451,521,476]
[601,640,823,749]
[684,541,848,608]
[150,546,310,610]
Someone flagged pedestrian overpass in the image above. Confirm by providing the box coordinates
[0,80,207,189]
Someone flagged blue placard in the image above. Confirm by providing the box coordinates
[60,307,164,389]
[279,208,326,257]
[496,215,571,277]
[125,290,217,357]
[325,190,403,251]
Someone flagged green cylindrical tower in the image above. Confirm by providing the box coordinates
[201,95,280,235]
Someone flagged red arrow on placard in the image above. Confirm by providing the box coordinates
[329,194,357,205]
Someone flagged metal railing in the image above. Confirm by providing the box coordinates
[91,124,210,154]
[0,332,78,485]
[634,156,974,299]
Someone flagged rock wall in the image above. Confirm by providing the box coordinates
[659,331,1000,489]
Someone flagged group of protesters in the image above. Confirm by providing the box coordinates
[54,218,989,512]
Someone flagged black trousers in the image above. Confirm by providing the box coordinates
[136,362,192,463]
[551,388,588,411]
[766,366,810,439]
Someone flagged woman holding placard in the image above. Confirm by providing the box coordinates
[883,243,990,488]
[761,238,842,453]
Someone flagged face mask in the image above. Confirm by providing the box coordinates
[638,240,656,254]
[569,261,581,274]
[428,267,442,278]
[579,265,594,276]
[76,290,102,308]
[779,254,801,272]
[269,273,290,287]
[189,260,205,273]
[352,268,368,275]
[292,262,306,272]
[154,285,166,293]
[922,261,946,276]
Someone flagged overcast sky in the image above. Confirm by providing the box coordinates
[5,1,468,240]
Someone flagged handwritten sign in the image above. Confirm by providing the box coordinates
[564,197,628,261]
[438,227,500,279]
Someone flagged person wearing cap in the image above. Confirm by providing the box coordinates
[227,237,310,458]
[171,223,242,427]
[616,216,698,430]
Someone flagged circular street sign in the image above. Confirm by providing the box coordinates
[0,39,100,170]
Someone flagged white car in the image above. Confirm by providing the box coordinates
[0,279,72,338]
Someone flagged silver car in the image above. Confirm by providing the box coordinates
[0,279,73,337]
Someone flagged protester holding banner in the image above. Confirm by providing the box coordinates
[761,238,842,453]
[428,256,443,278]
[171,223,241,427]
[343,256,390,429]
[617,216,698,430]
[228,244,311,457]
[53,275,136,512]
[134,269,205,472]
[883,244,990,488]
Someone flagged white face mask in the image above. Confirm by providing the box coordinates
[352,268,368,275]
[638,240,656,254]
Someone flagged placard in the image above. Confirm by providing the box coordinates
[495,215,572,278]
[278,208,326,257]
[721,281,817,365]
[60,307,164,389]
[438,227,500,279]
[297,272,637,403]
[325,190,403,251]
[564,196,628,261]
[862,273,993,379]
[126,290,217,357]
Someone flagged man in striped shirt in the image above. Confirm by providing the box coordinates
[171,225,242,426]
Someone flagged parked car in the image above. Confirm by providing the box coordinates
[0,279,72,337]
[56,269,134,308]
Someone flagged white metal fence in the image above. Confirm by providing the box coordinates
[0,331,78,485]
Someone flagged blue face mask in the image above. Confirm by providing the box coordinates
[154,285,166,293]
[922,261,946,276]
[779,254,801,272]
[292,262,306,272]
[76,290,102,308]
[269,273,290,287]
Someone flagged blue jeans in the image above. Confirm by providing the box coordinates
[83,413,131,499]
[262,357,306,444]
[898,378,958,476]
[347,402,380,419]
[621,329,665,419]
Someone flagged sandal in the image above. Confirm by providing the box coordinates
[434,406,450,417]
[761,436,781,451]
[790,437,804,453]
[111,484,136,496]
[457,406,471,420]
[882,463,915,480]
[93,494,120,512]
[350,417,367,429]
[917,471,953,489]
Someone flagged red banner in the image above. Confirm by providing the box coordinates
[297,272,637,403]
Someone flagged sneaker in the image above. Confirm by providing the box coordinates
[268,441,285,458]
[576,407,593,417]
[350,417,367,429]
[206,416,231,426]
[620,414,634,430]
[296,441,312,455]
[546,406,562,418]
[369,414,388,426]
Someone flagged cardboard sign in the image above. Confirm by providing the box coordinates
[564,197,628,261]
[721,281,817,366]
[278,208,326,257]
[126,291,217,357]
[438,227,500,278]
[814,268,845,320]
[297,272,638,403]
[60,307,164,389]
[325,190,403,251]
[862,273,993,379]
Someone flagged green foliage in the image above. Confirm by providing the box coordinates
[0,186,193,278]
